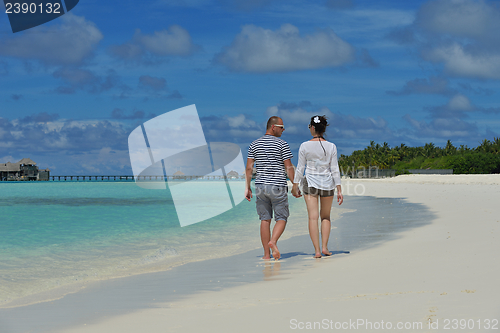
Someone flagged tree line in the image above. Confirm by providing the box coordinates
[338,138,500,174]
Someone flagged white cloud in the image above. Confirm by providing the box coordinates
[52,68,121,94]
[109,25,199,63]
[138,75,167,91]
[395,0,500,79]
[348,9,415,32]
[227,114,258,128]
[0,116,129,154]
[447,94,472,111]
[134,26,197,56]
[0,14,103,66]
[401,92,499,140]
[266,103,393,140]
[213,24,355,73]
[403,114,478,139]
[386,76,452,95]
[423,43,500,79]
[0,155,17,163]
[416,0,500,40]
[201,114,262,142]
[67,147,131,174]
[427,94,500,118]
[17,147,133,175]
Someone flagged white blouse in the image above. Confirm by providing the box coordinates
[293,140,341,190]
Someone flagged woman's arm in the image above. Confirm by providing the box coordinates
[336,184,343,205]
[330,144,343,205]
[329,144,342,187]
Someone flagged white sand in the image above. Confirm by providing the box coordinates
[61,174,500,332]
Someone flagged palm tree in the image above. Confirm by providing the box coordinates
[459,145,469,154]
[477,139,491,153]
[388,149,400,166]
[399,143,408,159]
[424,142,436,158]
[444,140,456,156]
[493,137,500,154]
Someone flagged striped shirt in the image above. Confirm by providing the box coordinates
[247,135,293,187]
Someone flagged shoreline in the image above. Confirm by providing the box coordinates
[1,189,434,332]
[0,181,321,309]
[0,182,345,310]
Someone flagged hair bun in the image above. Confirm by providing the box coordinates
[309,115,329,137]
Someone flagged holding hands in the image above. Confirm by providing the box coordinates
[291,183,302,198]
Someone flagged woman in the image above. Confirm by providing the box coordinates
[291,115,343,258]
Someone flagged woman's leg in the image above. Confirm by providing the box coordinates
[304,194,321,258]
[319,195,335,255]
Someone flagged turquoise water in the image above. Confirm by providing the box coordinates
[0,181,310,306]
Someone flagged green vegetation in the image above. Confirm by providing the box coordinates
[339,138,500,175]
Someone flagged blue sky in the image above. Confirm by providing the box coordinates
[1,0,500,174]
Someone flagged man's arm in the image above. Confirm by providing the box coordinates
[245,158,255,201]
[284,159,295,183]
[285,159,301,198]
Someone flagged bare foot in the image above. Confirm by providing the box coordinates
[314,253,322,258]
[262,255,271,260]
[322,249,332,256]
[268,241,280,260]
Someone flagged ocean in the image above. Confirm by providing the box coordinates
[0,180,314,307]
[0,180,433,310]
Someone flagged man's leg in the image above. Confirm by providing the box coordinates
[268,219,286,260]
[256,185,273,260]
[260,219,272,259]
[268,186,289,260]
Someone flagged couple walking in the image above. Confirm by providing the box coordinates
[245,115,343,260]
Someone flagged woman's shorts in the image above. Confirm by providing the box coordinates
[302,178,334,197]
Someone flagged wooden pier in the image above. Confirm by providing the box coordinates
[50,175,136,181]
[48,175,244,181]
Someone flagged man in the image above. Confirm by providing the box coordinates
[245,116,298,260]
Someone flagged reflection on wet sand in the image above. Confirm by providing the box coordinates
[262,261,281,280]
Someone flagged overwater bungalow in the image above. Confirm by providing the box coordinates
[0,158,50,181]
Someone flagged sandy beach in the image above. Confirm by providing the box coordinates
[3,174,500,332]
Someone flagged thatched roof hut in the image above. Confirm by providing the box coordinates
[0,162,20,172]
[226,170,239,178]
[18,158,36,165]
